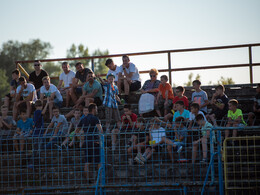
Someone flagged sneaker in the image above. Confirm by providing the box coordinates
[137,152,146,162]
[134,156,144,165]
[177,145,183,153]
[200,159,207,163]
[128,158,134,165]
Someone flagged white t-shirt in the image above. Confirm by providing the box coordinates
[40,84,63,102]
[59,70,75,88]
[51,114,69,134]
[107,65,121,82]
[119,63,140,81]
[189,111,207,121]
[151,127,166,144]
[16,83,37,102]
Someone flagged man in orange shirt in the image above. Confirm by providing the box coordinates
[155,75,174,117]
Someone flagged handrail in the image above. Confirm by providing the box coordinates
[15,43,260,85]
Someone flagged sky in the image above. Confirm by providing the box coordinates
[0,0,260,86]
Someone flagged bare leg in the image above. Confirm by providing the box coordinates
[66,89,71,107]
[49,101,54,119]
[84,163,90,182]
[123,79,130,95]
[201,137,207,159]
[70,87,78,104]
[26,101,32,118]
[85,98,94,108]
[12,102,19,121]
[209,114,217,126]
[192,141,199,163]
[167,145,174,163]
[117,78,123,95]
[20,136,25,152]
[225,123,231,139]
[13,135,19,151]
[111,129,119,145]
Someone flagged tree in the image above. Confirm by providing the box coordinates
[66,44,109,74]
[184,73,201,86]
[0,39,52,80]
[217,76,235,85]
[0,69,10,98]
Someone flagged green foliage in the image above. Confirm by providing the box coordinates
[0,39,52,81]
[0,69,10,98]
[66,44,109,74]
[184,73,201,86]
[217,76,235,85]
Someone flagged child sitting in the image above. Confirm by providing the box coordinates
[225,99,246,138]
[188,103,207,129]
[13,110,34,152]
[155,75,174,117]
[192,114,215,163]
[208,85,229,126]
[192,80,209,114]
[61,109,83,149]
[134,118,167,164]
[43,106,69,149]
[111,104,137,151]
[127,118,149,165]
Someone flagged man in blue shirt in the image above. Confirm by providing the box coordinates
[76,103,103,184]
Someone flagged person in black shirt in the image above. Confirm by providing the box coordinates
[250,84,260,125]
[70,62,92,104]
[29,60,48,98]
[76,103,103,183]
[207,85,229,126]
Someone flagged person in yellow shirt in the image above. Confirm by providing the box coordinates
[225,99,246,138]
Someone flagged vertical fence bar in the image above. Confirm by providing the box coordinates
[167,52,172,85]
[91,58,95,72]
[217,130,224,195]
[248,46,253,84]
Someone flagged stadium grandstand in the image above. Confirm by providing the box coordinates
[0,43,260,195]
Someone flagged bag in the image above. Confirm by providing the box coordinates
[138,93,155,114]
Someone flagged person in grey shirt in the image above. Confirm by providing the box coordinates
[192,80,209,114]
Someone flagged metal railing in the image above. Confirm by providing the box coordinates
[15,43,260,85]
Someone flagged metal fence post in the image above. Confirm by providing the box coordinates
[167,52,172,86]
[217,130,224,195]
[100,135,106,195]
[248,46,253,84]
[91,58,95,72]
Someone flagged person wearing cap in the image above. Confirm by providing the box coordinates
[70,62,92,105]
[117,55,141,100]
[29,60,49,98]
[105,59,121,85]
[97,73,121,133]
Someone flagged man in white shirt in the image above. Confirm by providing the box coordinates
[57,62,75,107]
[12,76,37,120]
[105,59,121,84]
[118,55,141,99]
[40,76,63,119]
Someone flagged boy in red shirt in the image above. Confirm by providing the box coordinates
[111,104,137,151]
[155,75,174,117]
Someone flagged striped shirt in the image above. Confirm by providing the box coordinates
[102,83,119,108]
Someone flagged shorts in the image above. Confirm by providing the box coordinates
[94,97,102,106]
[54,98,63,108]
[148,144,162,152]
[75,87,83,95]
[85,141,100,163]
[14,131,31,138]
[105,107,120,122]
[210,109,226,120]
[155,97,173,110]
[130,81,141,92]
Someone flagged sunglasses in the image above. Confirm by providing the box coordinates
[34,64,40,66]
[150,75,156,78]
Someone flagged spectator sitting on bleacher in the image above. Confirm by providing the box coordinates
[192,80,209,115]
[13,109,34,152]
[13,76,37,121]
[111,104,137,151]
[127,117,149,165]
[164,116,188,163]
[4,69,20,109]
[42,106,68,149]
[192,114,215,163]
[117,55,141,101]
[105,59,121,84]
[97,74,121,133]
[207,84,229,126]
[155,75,174,117]
[134,118,167,165]
[74,72,103,108]
[251,84,260,125]
[70,62,92,105]
[0,105,16,139]
[57,62,75,107]
[40,76,63,120]
[225,99,246,139]
[172,101,190,123]
[60,109,83,149]
[32,100,48,137]
[140,68,160,95]
[188,103,207,129]
[80,106,89,120]
[75,103,103,184]
[29,60,49,98]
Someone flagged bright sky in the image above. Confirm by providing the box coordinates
[1,0,260,86]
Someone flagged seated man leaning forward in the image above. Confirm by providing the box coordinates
[75,72,103,108]
[13,76,37,121]
[117,55,141,100]
[40,76,63,120]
